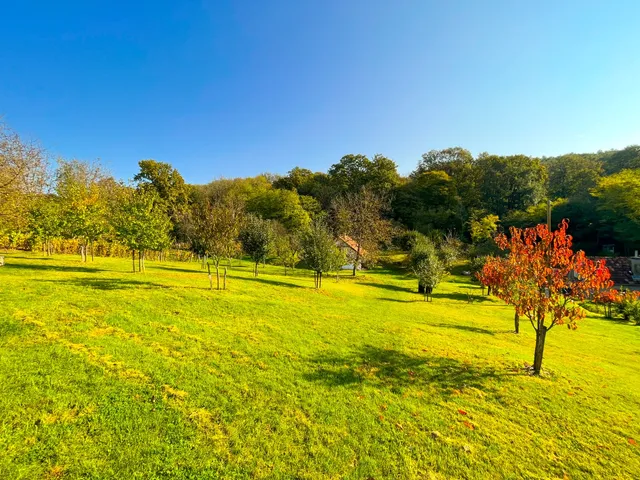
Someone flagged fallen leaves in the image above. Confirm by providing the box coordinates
[629,438,637,446]
[458,409,468,416]
[463,420,475,430]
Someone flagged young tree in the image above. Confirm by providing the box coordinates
[409,237,447,301]
[238,214,273,277]
[112,189,172,272]
[332,187,391,276]
[272,222,301,276]
[484,221,612,374]
[186,199,241,289]
[56,160,110,262]
[301,218,345,288]
[28,196,62,256]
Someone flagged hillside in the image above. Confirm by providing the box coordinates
[0,254,639,479]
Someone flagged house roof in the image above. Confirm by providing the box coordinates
[591,257,636,285]
[337,235,367,256]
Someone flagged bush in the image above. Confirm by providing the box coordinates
[617,291,640,324]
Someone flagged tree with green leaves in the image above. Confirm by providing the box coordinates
[476,154,548,217]
[239,214,273,277]
[112,189,172,272]
[546,153,602,199]
[185,198,242,289]
[134,160,190,219]
[301,218,345,288]
[410,236,447,301]
[332,187,391,276]
[591,169,640,253]
[392,171,462,234]
[328,154,400,196]
[28,196,62,255]
[246,189,311,231]
[56,159,110,262]
[272,221,302,276]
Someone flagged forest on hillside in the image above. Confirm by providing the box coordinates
[1,121,639,260]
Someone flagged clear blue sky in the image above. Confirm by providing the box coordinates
[2,1,639,183]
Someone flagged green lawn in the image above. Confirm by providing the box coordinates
[0,253,639,479]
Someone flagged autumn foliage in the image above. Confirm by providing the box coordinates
[480,220,613,373]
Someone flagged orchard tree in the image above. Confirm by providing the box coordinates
[484,221,612,374]
[410,237,446,301]
[186,199,241,289]
[239,214,273,277]
[28,196,62,255]
[113,189,172,272]
[273,221,302,275]
[301,218,345,288]
[56,160,110,262]
[332,187,391,276]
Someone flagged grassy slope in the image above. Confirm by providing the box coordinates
[0,253,638,479]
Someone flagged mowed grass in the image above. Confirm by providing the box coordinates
[0,253,639,479]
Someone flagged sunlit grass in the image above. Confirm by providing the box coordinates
[0,252,638,479]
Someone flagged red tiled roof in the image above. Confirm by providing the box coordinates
[337,235,367,256]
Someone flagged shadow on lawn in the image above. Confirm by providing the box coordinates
[432,323,496,335]
[4,263,103,273]
[37,277,168,290]
[236,275,307,289]
[304,345,512,393]
[358,282,414,293]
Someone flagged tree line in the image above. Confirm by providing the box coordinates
[1,121,639,275]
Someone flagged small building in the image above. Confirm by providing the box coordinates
[592,255,640,289]
[336,235,366,271]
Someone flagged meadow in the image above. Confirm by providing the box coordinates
[0,253,638,479]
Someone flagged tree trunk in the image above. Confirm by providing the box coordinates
[207,263,212,290]
[514,311,520,334]
[142,251,145,272]
[487,285,492,296]
[254,262,258,277]
[132,250,136,273]
[418,281,425,294]
[223,267,227,290]
[533,326,547,374]
[138,251,142,272]
[216,263,220,290]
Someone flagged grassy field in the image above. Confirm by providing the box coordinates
[0,252,639,479]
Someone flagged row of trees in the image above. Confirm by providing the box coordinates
[2,120,638,270]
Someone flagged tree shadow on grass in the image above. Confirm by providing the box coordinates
[377,297,423,303]
[37,277,169,291]
[358,282,415,293]
[431,291,490,303]
[152,265,202,274]
[304,345,513,394]
[235,275,307,289]
[431,323,496,335]
[4,263,103,273]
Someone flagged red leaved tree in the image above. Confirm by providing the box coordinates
[482,220,612,374]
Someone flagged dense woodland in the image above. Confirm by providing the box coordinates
[1,121,639,270]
